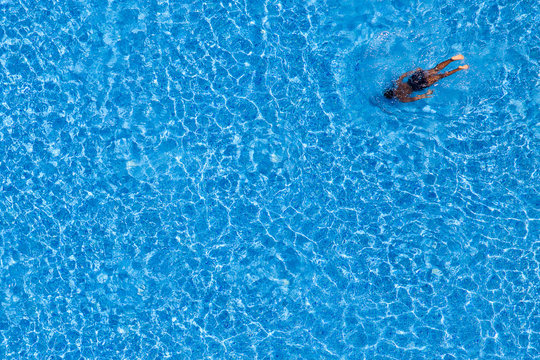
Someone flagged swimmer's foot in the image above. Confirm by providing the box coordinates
[452,54,464,61]
[458,65,469,70]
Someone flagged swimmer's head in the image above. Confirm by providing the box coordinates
[384,89,395,99]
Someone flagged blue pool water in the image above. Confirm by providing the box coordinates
[1,0,539,358]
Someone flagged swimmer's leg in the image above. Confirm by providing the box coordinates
[428,65,468,85]
[429,54,464,73]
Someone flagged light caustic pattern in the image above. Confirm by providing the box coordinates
[0,0,538,359]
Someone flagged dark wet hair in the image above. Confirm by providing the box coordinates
[384,89,395,99]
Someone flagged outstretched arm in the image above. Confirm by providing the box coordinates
[401,89,433,103]
[398,68,421,82]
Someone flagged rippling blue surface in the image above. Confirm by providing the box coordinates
[1,0,539,358]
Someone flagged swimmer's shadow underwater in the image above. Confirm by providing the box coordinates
[382,54,469,103]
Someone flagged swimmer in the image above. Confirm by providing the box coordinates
[384,54,469,102]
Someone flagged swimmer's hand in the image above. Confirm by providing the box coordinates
[402,90,433,102]
[414,90,433,100]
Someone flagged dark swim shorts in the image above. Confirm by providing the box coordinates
[407,71,428,91]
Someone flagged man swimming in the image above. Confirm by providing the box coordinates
[384,54,469,102]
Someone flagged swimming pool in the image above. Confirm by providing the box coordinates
[1,0,538,358]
